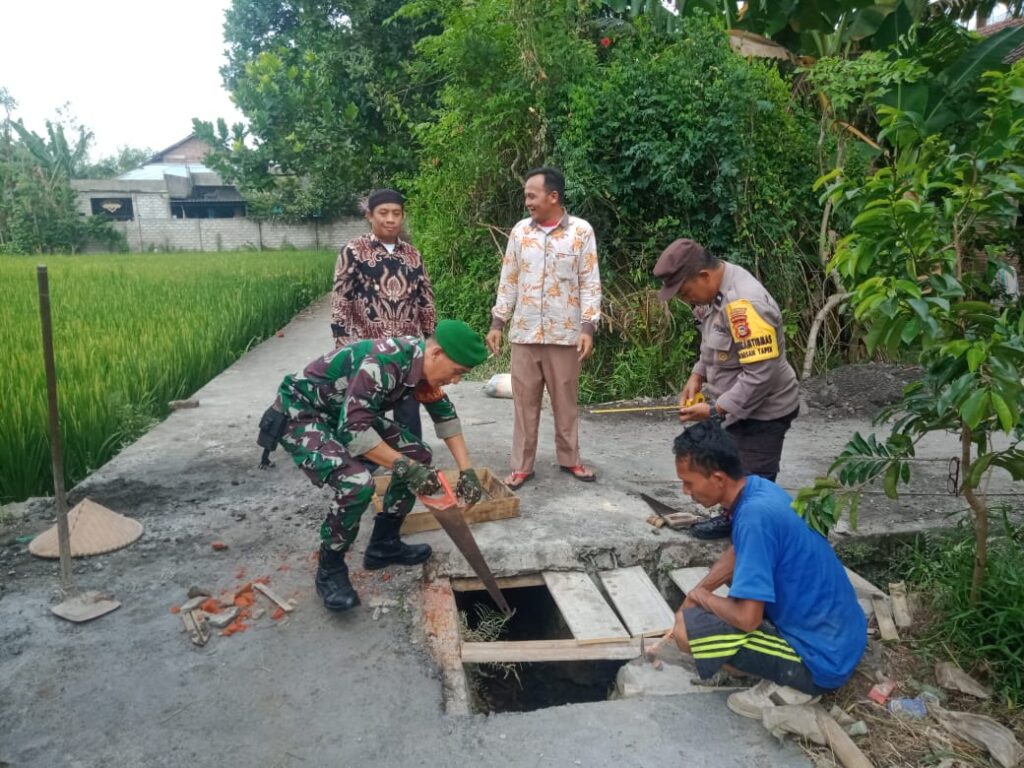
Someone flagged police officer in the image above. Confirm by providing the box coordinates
[654,239,800,539]
[267,319,489,612]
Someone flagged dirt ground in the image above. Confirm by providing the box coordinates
[0,298,1017,767]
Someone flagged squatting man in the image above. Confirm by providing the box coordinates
[669,421,867,718]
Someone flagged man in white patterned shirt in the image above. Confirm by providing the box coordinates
[485,167,602,489]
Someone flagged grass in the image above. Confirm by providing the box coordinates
[901,507,1024,706]
[0,250,335,503]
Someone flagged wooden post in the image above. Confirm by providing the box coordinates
[37,266,73,593]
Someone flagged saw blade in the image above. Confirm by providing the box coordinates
[638,492,686,518]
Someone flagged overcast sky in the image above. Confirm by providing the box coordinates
[0,0,244,160]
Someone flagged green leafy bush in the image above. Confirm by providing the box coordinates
[557,15,823,319]
[406,9,821,401]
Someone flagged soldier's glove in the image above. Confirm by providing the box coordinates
[456,468,483,506]
[392,457,441,496]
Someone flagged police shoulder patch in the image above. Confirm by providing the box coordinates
[726,299,779,364]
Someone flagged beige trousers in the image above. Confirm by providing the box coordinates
[510,343,581,472]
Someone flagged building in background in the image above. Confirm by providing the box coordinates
[72,134,361,252]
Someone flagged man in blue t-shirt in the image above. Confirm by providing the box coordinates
[669,421,867,718]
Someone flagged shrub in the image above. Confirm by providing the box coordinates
[903,509,1024,704]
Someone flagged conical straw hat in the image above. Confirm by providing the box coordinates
[29,498,143,558]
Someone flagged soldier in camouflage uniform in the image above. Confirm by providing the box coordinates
[272,320,489,612]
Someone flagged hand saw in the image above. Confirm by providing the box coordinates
[638,492,703,530]
[421,473,512,616]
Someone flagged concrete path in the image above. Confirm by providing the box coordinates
[3,296,1005,767]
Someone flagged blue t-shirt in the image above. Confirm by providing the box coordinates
[729,475,866,689]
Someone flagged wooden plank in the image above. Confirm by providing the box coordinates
[888,582,913,628]
[421,580,470,715]
[857,597,874,621]
[253,582,295,613]
[845,567,886,600]
[599,566,675,638]
[815,707,875,768]
[669,567,728,598]
[462,638,642,664]
[373,468,520,534]
[542,571,630,644]
[451,573,546,592]
[872,596,900,641]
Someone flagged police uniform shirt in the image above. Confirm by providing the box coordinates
[692,263,800,424]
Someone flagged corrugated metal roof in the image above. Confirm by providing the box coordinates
[117,163,216,181]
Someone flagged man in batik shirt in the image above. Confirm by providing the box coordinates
[485,167,602,490]
[331,188,436,438]
[274,320,488,612]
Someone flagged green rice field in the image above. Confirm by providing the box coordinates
[0,250,335,504]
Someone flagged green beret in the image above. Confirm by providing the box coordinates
[435,319,488,367]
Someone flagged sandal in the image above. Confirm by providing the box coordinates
[560,465,597,482]
[504,471,535,490]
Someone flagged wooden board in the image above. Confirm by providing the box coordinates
[451,573,546,592]
[872,595,900,641]
[598,566,675,638]
[669,567,728,598]
[857,597,874,620]
[888,582,913,628]
[542,571,630,644]
[845,567,887,601]
[462,638,642,664]
[373,468,519,535]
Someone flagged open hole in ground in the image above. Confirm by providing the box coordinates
[454,583,629,714]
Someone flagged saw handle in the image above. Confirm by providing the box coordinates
[418,472,459,511]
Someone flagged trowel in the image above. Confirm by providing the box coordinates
[420,474,512,615]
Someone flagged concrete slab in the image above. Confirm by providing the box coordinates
[3,295,1002,767]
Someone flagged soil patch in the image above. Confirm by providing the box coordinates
[801,363,923,418]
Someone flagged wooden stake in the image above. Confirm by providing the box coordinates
[872,596,900,642]
[816,707,874,768]
[888,582,913,628]
[37,266,73,594]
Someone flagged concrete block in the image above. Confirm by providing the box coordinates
[614,658,715,698]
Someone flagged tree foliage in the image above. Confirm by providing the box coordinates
[195,0,439,219]
[795,65,1024,601]
[79,146,154,179]
[0,90,124,254]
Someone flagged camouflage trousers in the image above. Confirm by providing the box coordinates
[279,414,431,553]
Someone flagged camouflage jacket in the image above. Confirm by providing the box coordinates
[278,337,461,455]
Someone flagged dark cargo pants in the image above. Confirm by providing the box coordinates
[279,415,431,553]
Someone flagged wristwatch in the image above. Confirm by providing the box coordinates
[707,399,725,424]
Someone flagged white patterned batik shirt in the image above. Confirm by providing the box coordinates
[491,212,602,345]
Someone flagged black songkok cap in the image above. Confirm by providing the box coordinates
[367,189,405,211]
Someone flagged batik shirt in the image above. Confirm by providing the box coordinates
[491,212,602,345]
[330,233,437,347]
[278,337,460,456]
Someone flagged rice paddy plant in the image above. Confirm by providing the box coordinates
[0,250,335,503]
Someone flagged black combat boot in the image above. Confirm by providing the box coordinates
[363,515,432,570]
[315,545,360,612]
